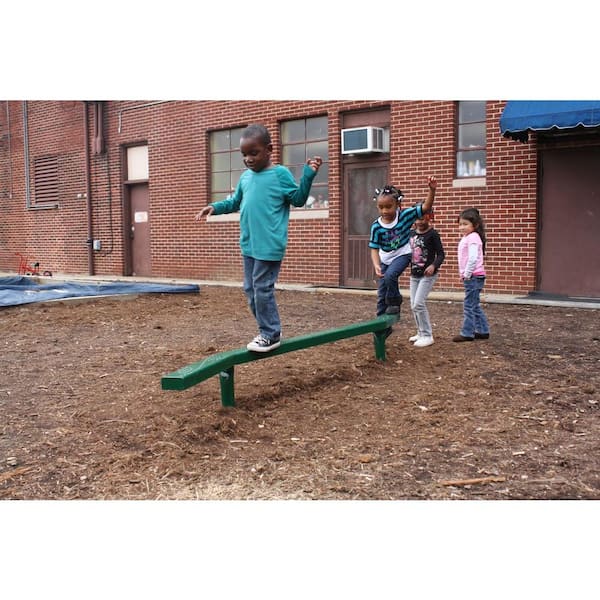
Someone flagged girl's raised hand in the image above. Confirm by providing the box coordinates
[428,176,437,189]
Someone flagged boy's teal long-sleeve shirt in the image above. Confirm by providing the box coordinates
[210,164,317,261]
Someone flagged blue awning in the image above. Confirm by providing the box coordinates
[500,100,600,142]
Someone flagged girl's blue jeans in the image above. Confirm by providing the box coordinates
[409,272,439,338]
[376,254,411,316]
[242,256,282,341]
[461,275,490,337]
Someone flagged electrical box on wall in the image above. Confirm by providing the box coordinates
[341,126,387,154]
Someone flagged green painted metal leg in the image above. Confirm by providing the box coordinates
[373,331,387,361]
[219,367,236,407]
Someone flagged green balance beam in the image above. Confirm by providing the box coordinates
[161,314,398,407]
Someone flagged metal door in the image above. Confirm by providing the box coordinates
[539,147,600,297]
[342,161,388,288]
[129,183,152,276]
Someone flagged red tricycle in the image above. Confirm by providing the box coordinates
[16,253,53,277]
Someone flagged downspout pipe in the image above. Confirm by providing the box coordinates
[22,101,31,209]
[83,101,95,275]
[5,101,13,199]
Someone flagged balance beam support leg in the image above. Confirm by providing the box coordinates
[373,331,388,361]
[219,367,236,407]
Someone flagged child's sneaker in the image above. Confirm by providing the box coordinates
[409,333,420,342]
[413,336,434,348]
[247,334,281,353]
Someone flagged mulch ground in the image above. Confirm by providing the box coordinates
[1,285,598,500]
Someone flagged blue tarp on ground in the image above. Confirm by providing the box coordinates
[0,276,200,307]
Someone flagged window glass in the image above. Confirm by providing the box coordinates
[283,144,306,166]
[210,126,246,200]
[306,116,328,140]
[211,130,230,152]
[306,140,328,161]
[307,186,329,209]
[458,122,485,149]
[230,127,245,148]
[456,101,486,178]
[211,171,230,192]
[457,150,486,177]
[312,163,329,185]
[281,120,305,144]
[458,101,486,123]
[280,115,329,210]
[211,153,230,172]
[231,152,245,171]
[127,145,148,180]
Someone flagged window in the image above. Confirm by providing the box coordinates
[456,101,486,178]
[281,116,329,209]
[209,126,246,203]
[34,155,59,204]
[126,145,149,181]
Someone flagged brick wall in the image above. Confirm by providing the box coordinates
[0,99,541,294]
[0,101,89,275]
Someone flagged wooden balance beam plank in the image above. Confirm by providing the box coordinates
[161,314,398,407]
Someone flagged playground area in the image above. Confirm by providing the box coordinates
[1,284,598,500]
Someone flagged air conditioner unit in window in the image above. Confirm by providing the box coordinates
[341,126,386,154]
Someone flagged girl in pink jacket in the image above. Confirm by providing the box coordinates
[453,207,490,342]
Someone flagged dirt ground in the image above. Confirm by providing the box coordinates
[1,284,598,500]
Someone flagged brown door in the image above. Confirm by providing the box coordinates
[342,161,388,288]
[129,183,152,276]
[539,147,600,297]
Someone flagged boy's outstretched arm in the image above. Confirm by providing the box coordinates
[194,205,214,221]
[285,156,323,208]
[422,176,437,214]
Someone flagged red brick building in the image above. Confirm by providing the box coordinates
[1,100,598,298]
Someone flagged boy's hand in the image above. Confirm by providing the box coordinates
[307,156,323,172]
[427,176,437,190]
[194,205,214,221]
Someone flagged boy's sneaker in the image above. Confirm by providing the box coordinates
[474,332,490,339]
[247,334,281,353]
[409,334,420,342]
[385,305,400,315]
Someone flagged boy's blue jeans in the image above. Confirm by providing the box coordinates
[461,275,490,337]
[376,254,411,316]
[243,256,282,341]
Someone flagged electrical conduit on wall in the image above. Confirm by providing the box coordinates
[83,101,95,275]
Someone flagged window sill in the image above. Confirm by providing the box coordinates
[207,209,329,223]
[290,209,329,220]
[452,177,486,188]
